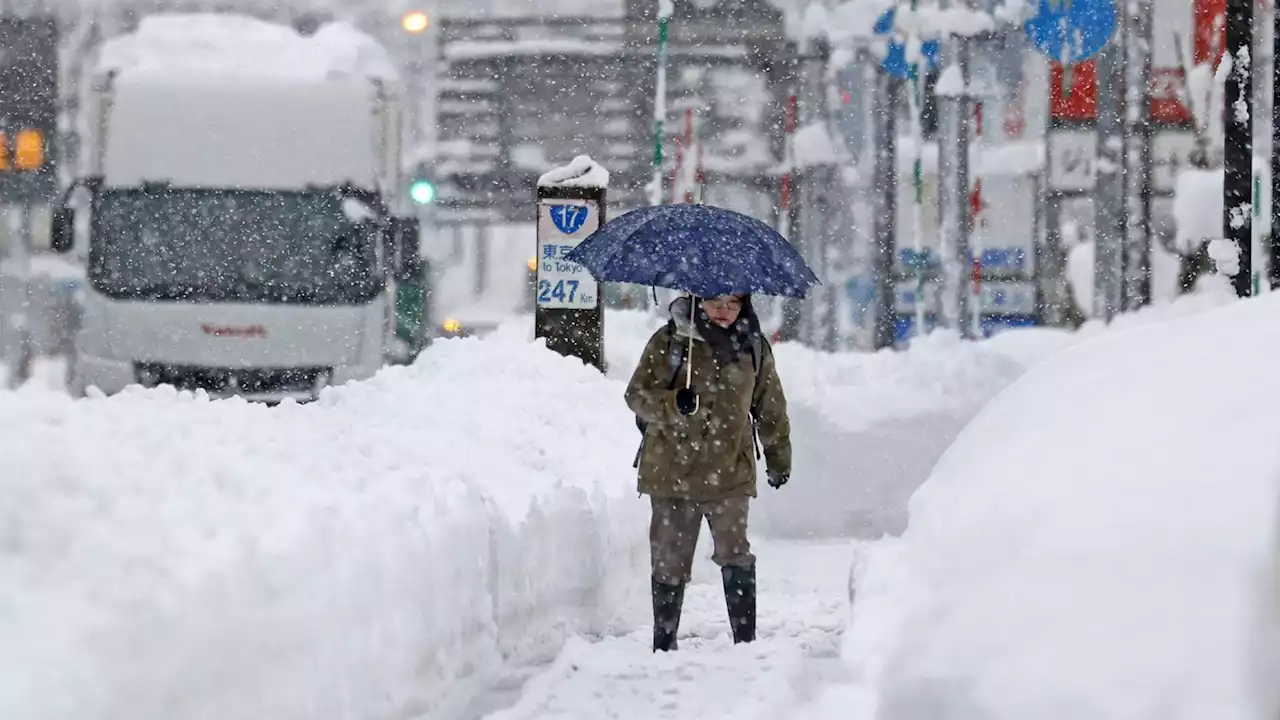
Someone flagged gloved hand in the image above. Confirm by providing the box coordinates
[675,388,699,415]
[767,470,789,489]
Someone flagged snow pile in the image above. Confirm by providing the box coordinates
[537,154,611,189]
[1172,160,1271,256]
[1209,237,1244,277]
[794,123,841,169]
[96,14,398,82]
[0,334,647,720]
[1173,167,1225,253]
[843,293,1280,719]
[895,5,998,37]
[933,64,965,98]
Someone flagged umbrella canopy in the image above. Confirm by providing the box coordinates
[564,203,819,299]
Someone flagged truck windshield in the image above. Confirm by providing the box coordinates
[89,187,384,305]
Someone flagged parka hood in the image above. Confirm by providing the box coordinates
[668,296,704,341]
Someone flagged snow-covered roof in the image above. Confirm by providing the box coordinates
[102,79,379,190]
[95,13,398,84]
[538,155,611,190]
[826,0,1019,43]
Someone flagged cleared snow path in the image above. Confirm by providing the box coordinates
[463,539,857,720]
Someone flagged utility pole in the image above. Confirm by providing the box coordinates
[1224,0,1252,298]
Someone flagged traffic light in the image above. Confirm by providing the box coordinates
[410,178,436,205]
[401,10,429,34]
[15,130,44,170]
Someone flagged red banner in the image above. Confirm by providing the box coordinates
[1194,0,1226,64]
[1049,60,1097,122]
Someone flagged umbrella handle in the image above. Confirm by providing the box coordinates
[686,298,695,389]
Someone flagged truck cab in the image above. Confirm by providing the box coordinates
[51,16,418,402]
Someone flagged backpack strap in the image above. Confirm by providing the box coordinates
[747,334,765,460]
[634,322,686,469]
[662,320,686,390]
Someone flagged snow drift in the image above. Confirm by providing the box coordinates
[0,334,647,720]
[844,292,1280,719]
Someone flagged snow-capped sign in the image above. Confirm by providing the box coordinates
[1024,0,1116,63]
[536,199,600,310]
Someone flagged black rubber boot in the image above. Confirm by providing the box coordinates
[721,565,756,644]
[652,578,685,652]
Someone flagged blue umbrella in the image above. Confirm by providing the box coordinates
[564,203,820,299]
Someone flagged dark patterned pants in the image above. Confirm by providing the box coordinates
[649,496,754,585]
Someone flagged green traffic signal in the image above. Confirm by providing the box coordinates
[410,179,436,205]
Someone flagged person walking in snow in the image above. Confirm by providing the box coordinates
[625,292,792,652]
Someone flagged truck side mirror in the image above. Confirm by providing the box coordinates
[50,208,74,254]
[392,217,421,282]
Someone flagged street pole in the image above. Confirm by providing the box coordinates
[647,0,671,208]
[1122,0,1153,310]
[1225,0,1252,298]
[1094,26,1125,321]
[1271,0,1280,290]
[776,47,804,344]
[872,68,899,350]
[937,39,973,338]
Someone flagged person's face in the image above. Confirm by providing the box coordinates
[701,295,743,328]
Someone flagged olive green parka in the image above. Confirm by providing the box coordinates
[624,298,791,500]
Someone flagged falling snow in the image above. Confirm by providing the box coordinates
[2,1,1278,719]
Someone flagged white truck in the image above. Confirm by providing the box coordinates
[51,14,419,401]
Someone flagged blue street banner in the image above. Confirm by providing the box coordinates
[1024,0,1116,63]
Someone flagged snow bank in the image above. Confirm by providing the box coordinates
[844,293,1280,719]
[0,334,647,720]
[97,14,397,82]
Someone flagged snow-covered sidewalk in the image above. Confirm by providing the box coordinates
[472,539,856,720]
